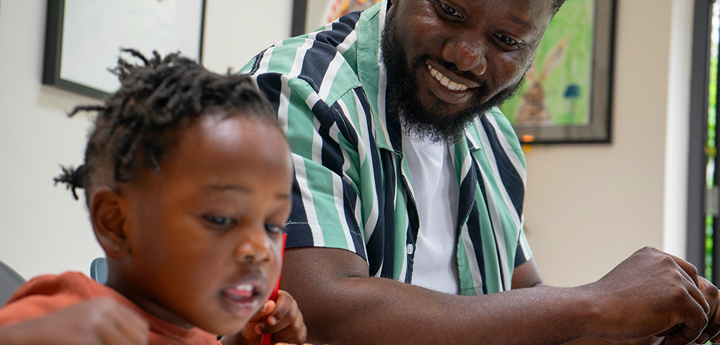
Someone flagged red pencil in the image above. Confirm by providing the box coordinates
[261,233,287,345]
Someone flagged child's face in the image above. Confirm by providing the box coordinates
[107,111,293,335]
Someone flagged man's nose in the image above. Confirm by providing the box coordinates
[442,36,488,76]
[234,226,271,264]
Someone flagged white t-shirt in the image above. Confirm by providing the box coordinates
[403,135,460,295]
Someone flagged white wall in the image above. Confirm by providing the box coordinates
[0,0,293,280]
[524,0,693,287]
[0,0,697,288]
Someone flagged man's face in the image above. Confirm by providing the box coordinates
[382,0,554,143]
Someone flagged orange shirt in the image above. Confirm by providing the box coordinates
[0,271,221,345]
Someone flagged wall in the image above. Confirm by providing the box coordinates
[0,0,696,287]
[0,0,292,280]
[524,0,693,287]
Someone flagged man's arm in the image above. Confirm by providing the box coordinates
[281,246,711,345]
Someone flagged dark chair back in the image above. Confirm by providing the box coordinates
[0,260,26,306]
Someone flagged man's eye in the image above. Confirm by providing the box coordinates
[497,35,518,47]
[439,2,463,18]
[204,215,234,226]
[265,224,285,234]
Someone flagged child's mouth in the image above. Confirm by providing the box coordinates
[221,283,261,317]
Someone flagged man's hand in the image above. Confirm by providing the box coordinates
[584,247,712,344]
[698,277,720,343]
[0,298,148,345]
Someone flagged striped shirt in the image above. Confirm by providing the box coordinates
[240,0,531,295]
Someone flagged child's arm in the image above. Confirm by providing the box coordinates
[0,298,148,345]
[221,290,307,345]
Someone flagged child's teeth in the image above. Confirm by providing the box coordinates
[426,63,469,92]
[235,283,252,291]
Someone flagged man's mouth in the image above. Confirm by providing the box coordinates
[426,63,469,91]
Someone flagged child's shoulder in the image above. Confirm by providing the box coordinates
[0,271,117,326]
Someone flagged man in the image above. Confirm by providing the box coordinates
[241,0,720,343]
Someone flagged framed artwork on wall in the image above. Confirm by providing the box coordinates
[500,0,616,144]
[292,0,380,35]
[43,0,206,99]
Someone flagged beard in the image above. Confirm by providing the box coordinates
[380,9,525,144]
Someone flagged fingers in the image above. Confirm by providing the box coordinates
[248,300,275,323]
[662,294,708,345]
[255,290,307,344]
[90,299,149,345]
[665,254,709,315]
[698,278,720,344]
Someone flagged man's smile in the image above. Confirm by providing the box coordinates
[424,61,479,105]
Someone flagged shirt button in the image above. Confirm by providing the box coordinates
[407,243,414,255]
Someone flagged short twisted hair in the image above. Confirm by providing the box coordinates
[54,49,279,204]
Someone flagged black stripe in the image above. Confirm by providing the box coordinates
[247,48,267,75]
[286,176,314,248]
[479,116,524,217]
[254,73,283,112]
[378,150,397,279]
[400,175,419,284]
[343,182,367,261]
[298,41,335,92]
[465,205,487,295]
[514,240,528,267]
[313,12,360,48]
[457,139,478,232]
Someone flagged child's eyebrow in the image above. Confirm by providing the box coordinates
[201,184,292,199]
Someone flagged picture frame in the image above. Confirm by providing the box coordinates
[43,0,206,99]
[293,0,615,144]
[292,0,380,35]
[500,0,615,144]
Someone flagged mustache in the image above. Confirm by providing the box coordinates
[415,54,484,85]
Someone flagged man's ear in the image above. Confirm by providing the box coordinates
[90,186,129,260]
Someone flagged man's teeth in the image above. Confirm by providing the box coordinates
[427,64,469,91]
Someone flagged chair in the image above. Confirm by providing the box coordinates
[0,260,26,306]
[90,257,108,285]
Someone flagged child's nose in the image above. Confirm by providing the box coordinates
[233,228,271,264]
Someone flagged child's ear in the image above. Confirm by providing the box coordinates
[90,186,129,259]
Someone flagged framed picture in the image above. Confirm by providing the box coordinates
[292,0,380,35]
[43,0,206,99]
[500,0,616,144]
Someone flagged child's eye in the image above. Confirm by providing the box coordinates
[265,224,285,234]
[204,215,234,227]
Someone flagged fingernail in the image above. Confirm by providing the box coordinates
[268,316,277,325]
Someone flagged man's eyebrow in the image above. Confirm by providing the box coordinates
[509,14,536,32]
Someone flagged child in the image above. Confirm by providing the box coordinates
[0,50,307,345]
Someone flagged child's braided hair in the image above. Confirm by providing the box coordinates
[54,49,279,204]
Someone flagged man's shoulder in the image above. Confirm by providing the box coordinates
[241,13,367,106]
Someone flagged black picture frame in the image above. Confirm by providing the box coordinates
[503,0,616,144]
[43,0,206,100]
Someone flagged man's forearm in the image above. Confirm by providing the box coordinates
[282,247,710,345]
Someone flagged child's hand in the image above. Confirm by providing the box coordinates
[224,290,307,345]
[0,298,149,344]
